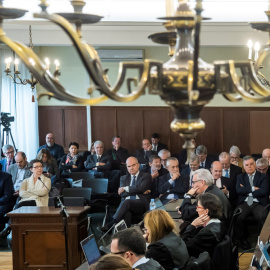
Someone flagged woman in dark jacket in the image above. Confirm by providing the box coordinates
[37,149,59,178]
[59,142,84,175]
[181,193,226,258]
[143,209,189,270]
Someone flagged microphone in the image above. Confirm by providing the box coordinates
[38,177,51,194]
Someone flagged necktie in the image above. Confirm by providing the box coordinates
[97,155,100,162]
[225,169,229,178]
[130,176,136,200]
[200,162,204,168]
[144,151,147,159]
[247,175,253,206]
[172,180,178,199]
[6,159,11,171]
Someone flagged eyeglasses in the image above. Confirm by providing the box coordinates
[192,180,202,184]
[5,150,14,155]
[257,167,268,173]
[196,205,205,210]
[111,251,131,255]
[33,165,43,169]
[230,156,239,160]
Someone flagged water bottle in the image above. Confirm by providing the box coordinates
[149,199,156,211]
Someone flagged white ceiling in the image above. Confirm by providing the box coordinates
[2,0,270,23]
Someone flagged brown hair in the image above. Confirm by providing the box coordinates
[37,149,53,164]
[89,254,132,270]
[143,209,176,243]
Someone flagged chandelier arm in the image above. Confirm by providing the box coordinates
[222,93,243,102]
[254,47,269,73]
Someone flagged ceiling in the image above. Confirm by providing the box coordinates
[2,0,270,23]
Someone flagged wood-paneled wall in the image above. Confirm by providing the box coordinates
[38,106,270,155]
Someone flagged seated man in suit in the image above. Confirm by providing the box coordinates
[37,133,64,162]
[151,133,167,152]
[158,157,189,204]
[211,161,237,208]
[0,171,15,234]
[111,228,164,270]
[141,155,167,198]
[177,138,196,169]
[235,155,269,250]
[135,139,157,168]
[158,149,171,169]
[256,158,270,200]
[8,151,32,198]
[107,136,129,171]
[85,140,112,176]
[0,144,15,172]
[179,169,232,226]
[219,152,242,181]
[181,153,200,188]
[195,145,214,170]
[100,157,152,230]
[262,148,270,165]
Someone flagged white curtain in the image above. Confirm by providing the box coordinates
[0,48,39,160]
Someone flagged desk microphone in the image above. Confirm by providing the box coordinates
[38,177,51,195]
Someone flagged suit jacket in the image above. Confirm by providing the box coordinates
[180,185,232,224]
[200,156,215,170]
[136,258,165,270]
[119,171,152,208]
[155,142,168,153]
[181,222,226,258]
[84,153,112,172]
[141,167,168,198]
[107,147,129,170]
[236,171,269,206]
[135,149,157,165]
[158,173,189,202]
[146,232,189,270]
[0,171,15,207]
[0,158,15,172]
[7,163,32,189]
[219,176,237,208]
[229,163,242,182]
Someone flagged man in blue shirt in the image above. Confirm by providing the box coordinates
[0,144,15,172]
[37,133,64,161]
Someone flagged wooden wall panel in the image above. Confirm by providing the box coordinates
[116,108,143,153]
[223,110,250,155]
[38,107,64,147]
[64,108,88,150]
[250,111,270,154]
[91,107,116,152]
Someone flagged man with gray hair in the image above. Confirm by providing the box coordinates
[181,153,200,188]
[229,145,243,170]
[158,149,171,168]
[219,152,242,181]
[179,168,232,225]
[195,145,214,170]
[0,144,15,172]
[262,148,270,165]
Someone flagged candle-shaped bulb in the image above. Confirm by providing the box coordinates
[5,57,12,70]
[254,42,260,61]
[29,58,35,66]
[14,59,19,72]
[55,59,60,71]
[44,57,50,70]
[247,40,253,60]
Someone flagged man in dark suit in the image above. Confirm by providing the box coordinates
[256,158,270,200]
[141,155,167,198]
[177,138,196,169]
[181,153,200,188]
[151,133,167,152]
[0,144,15,172]
[235,156,269,250]
[84,140,112,175]
[111,228,164,270]
[219,152,242,181]
[135,139,157,168]
[158,157,189,204]
[211,161,237,208]
[100,157,152,230]
[179,169,232,225]
[107,136,129,171]
[0,171,15,232]
[195,145,215,170]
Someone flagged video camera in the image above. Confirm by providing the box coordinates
[0,112,15,128]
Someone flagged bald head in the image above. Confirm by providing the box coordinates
[46,133,55,147]
[211,161,223,180]
[126,157,140,176]
[142,139,151,151]
[15,151,27,169]
[262,148,270,165]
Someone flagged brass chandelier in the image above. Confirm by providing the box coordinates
[1,0,270,148]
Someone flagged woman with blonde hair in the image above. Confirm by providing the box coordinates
[143,209,189,270]
[89,254,133,270]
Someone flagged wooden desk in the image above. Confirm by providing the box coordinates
[7,206,90,270]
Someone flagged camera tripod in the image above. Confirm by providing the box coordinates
[1,126,17,153]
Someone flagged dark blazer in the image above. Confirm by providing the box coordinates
[141,167,168,198]
[107,147,129,170]
[236,171,269,206]
[200,156,215,170]
[146,232,189,270]
[59,155,85,173]
[219,176,237,207]
[158,173,189,202]
[180,185,232,224]
[181,222,226,258]
[136,258,165,270]
[0,158,15,172]
[135,149,157,165]
[120,171,152,208]
[84,153,112,172]
[177,149,188,167]
[229,163,242,181]
[181,166,191,177]
[156,142,168,152]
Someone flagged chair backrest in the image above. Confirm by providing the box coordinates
[63,197,85,206]
[48,197,55,207]
[227,208,242,244]
[69,172,95,181]
[82,178,108,194]
[62,188,92,204]
[187,252,211,270]
[211,235,232,270]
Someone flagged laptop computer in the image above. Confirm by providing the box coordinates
[80,234,101,266]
